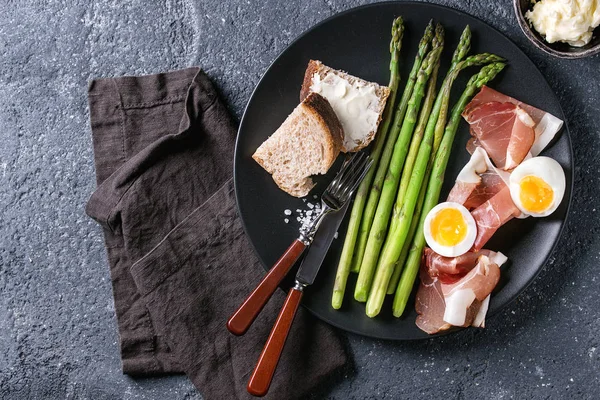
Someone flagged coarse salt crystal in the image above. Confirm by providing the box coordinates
[284,209,292,215]
[307,203,314,209]
[334,232,338,239]
[284,218,289,223]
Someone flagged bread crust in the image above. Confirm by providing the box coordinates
[300,60,321,102]
[299,59,391,152]
[302,92,343,165]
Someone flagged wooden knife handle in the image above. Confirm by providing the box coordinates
[227,239,306,336]
[247,286,304,397]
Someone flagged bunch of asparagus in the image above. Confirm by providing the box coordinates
[332,17,506,318]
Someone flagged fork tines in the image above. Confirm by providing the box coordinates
[326,152,373,203]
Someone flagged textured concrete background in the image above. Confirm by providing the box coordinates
[0,0,598,399]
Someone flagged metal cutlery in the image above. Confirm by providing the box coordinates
[244,152,372,397]
[227,152,372,336]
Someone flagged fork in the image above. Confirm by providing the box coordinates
[227,152,373,336]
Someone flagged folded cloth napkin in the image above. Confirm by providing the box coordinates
[85,67,347,399]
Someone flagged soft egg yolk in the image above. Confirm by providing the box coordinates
[430,208,467,247]
[519,175,554,213]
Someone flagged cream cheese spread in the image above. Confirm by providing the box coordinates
[526,0,600,47]
[310,72,380,152]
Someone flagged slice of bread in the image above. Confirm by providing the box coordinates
[300,60,390,153]
[253,92,343,197]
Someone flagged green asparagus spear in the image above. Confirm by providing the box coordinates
[365,53,503,317]
[350,20,435,274]
[387,180,426,293]
[388,23,444,236]
[332,16,404,310]
[354,45,442,303]
[392,62,506,317]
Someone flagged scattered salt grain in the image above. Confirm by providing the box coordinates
[334,232,338,239]
[283,202,321,231]
[313,195,318,199]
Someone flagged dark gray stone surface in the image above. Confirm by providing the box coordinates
[0,0,598,399]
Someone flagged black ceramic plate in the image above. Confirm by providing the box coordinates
[234,2,572,340]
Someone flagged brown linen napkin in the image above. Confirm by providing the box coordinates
[85,67,347,399]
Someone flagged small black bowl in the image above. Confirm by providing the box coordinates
[514,0,600,59]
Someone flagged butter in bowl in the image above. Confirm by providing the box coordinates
[514,0,600,58]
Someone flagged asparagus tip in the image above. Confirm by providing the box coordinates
[433,22,445,48]
[390,16,405,54]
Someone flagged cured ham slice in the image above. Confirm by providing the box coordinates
[447,147,488,205]
[441,255,501,326]
[423,248,505,283]
[471,186,521,251]
[465,172,505,210]
[447,148,510,210]
[441,255,500,301]
[463,102,535,170]
[416,250,507,334]
[505,107,536,169]
[464,86,563,157]
[415,266,450,335]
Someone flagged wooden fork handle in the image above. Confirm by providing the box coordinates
[227,239,306,336]
[247,286,304,397]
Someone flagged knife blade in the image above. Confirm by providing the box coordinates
[295,201,350,286]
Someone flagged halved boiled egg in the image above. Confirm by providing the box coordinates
[424,202,477,257]
[509,156,565,217]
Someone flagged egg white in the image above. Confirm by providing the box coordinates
[509,156,565,217]
[424,202,478,257]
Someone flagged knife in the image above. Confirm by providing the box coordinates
[246,202,350,397]
[227,153,371,337]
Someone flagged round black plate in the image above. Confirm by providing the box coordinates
[234,2,572,340]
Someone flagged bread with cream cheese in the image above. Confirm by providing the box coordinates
[300,60,390,152]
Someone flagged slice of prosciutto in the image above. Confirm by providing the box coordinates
[441,255,501,326]
[447,147,510,210]
[471,186,521,251]
[416,250,507,334]
[463,101,536,170]
[415,265,451,335]
[465,172,506,210]
[423,247,506,284]
[464,86,563,157]
[447,147,488,206]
